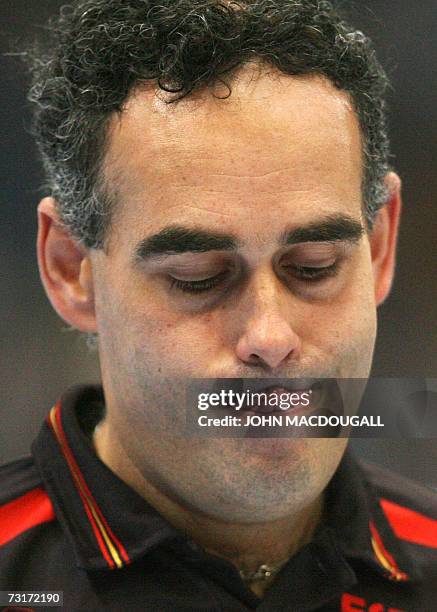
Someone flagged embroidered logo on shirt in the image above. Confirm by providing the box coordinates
[341,593,406,612]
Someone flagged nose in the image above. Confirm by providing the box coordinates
[235,271,302,370]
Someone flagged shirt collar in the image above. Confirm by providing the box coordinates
[32,384,178,570]
[31,384,420,583]
[321,443,418,583]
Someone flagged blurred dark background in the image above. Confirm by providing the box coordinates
[1,1,436,485]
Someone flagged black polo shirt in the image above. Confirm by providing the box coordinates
[1,385,436,611]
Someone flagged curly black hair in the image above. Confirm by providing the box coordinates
[26,0,391,249]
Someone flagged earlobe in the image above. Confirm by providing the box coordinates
[37,197,97,332]
[370,172,402,306]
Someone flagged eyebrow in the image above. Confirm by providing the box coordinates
[133,214,364,263]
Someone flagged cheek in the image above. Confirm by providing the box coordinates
[127,300,223,374]
[95,262,223,376]
[300,258,377,373]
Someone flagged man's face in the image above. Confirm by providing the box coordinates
[85,66,381,521]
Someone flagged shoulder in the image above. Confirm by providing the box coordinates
[0,456,42,504]
[0,455,56,548]
[358,456,437,550]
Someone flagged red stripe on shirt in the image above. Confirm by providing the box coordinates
[48,402,130,567]
[48,404,116,569]
[52,403,130,565]
[0,487,55,546]
[380,497,437,548]
[369,519,409,581]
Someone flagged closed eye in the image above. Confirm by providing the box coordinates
[286,262,340,281]
[168,262,340,294]
[169,270,229,293]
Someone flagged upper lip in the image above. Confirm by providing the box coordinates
[243,378,319,394]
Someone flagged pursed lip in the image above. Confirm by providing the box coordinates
[243,378,319,394]
[239,380,344,417]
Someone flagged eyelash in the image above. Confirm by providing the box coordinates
[169,262,339,294]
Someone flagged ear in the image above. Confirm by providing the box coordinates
[369,172,402,306]
[37,197,97,332]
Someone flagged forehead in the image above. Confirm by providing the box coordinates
[103,65,363,250]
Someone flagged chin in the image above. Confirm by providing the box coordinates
[236,435,346,461]
[196,438,346,522]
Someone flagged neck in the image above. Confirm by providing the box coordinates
[93,420,325,598]
[176,493,324,575]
